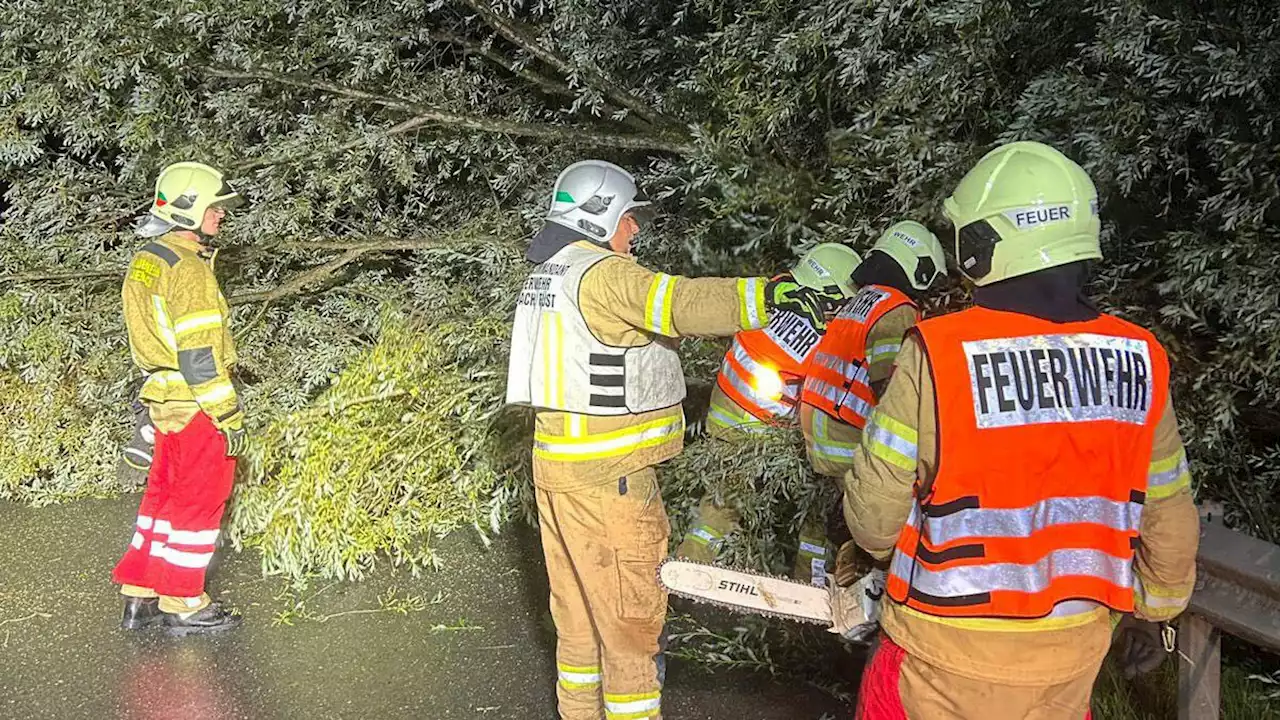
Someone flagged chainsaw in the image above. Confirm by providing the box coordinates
[657,558,886,641]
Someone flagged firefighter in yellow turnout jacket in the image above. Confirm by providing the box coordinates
[506,160,838,720]
[797,221,946,585]
[113,162,247,635]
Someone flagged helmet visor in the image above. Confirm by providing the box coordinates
[211,178,246,210]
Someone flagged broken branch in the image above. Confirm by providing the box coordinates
[206,66,693,155]
[457,0,681,130]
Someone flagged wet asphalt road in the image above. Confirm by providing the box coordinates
[0,497,849,719]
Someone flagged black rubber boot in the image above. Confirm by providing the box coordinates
[121,596,163,631]
[162,601,243,637]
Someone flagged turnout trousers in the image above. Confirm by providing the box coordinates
[855,635,1097,720]
[537,466,668,720]
[111,411,236,602]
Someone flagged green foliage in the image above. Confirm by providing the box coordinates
[227,231,529,583]
[1,8,1279,713]
[664,427,840,573]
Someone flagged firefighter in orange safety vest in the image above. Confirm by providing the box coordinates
[847,141,1200,719]
[798,220,947,587]
[673,243,862,584]
[505,159,841,720]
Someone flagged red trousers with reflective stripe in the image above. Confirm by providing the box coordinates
[111,412,236,598]
[855,635,1095,720]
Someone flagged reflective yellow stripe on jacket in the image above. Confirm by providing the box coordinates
[534,415,684,462]
[862,409,918,471]
[1147,448,1191,500]
[736,278,767,330]
[810,411,857,466]
[644,273,678,336]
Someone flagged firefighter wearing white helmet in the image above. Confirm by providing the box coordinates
[506,159,841,720]
[113,161,248,637]
[846,142,1199,718]
[797,219,947,586]
[675,242,860,582]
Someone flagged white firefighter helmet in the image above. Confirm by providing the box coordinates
[544,160,651,241]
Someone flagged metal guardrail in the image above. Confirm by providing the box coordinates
[1178,514,1280,719]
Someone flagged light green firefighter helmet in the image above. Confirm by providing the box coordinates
[792,242,862,298]
[943,141,1100,286]
[136,162,244,237]
[869,220,946,291]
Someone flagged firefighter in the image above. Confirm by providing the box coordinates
[505,160,839,720]
[112,162,248,635]
[797,220,946,586]
[675,243,861,583]
[846,142,1200,719]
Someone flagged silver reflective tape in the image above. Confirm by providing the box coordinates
[894,548,1134,599]
[1149,457,1190,488]
[963,333,1154,429]
[741,277,763,328]
[864,418,917,460]
[839,393,872,423]
[845,362,870,386]
[837,286,890,324]
[648,274,674,332]
[812,440,856,459]
[799,541,827,556]
[924,496,1144,546]
[723,347,792,416]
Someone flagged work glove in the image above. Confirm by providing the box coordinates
[121,400,156,471]
[764,278,841,331]
[826,568,886,644]
[221,426,249,458]
[1114,616,1172,679]
[832,541,863,589]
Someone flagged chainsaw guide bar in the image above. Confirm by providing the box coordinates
[657,558,832,626]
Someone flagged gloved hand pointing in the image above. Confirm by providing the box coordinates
[765,279,842,330]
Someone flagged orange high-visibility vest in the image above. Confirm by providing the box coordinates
[887,306,1170,619]
[715,307,823,422]
[800,285,917,429]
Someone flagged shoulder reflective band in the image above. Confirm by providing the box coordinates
[867,339,903,365]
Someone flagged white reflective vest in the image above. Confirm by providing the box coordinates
[506,243,686,415]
